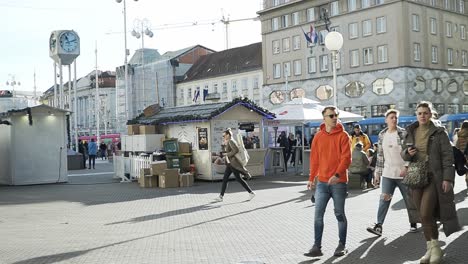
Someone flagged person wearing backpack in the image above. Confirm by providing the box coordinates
[214,128,255,202]
[455,121,468,188]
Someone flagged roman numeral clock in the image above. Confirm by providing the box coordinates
[49,30,80,65]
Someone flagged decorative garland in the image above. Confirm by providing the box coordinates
[127,97,276,125]
[66,115,71,147]
[1,107,33,126]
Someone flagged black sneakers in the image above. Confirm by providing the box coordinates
[366,223,383,236]
[334,242,348,257]
[304,245,323,257]
[409,223,418,233]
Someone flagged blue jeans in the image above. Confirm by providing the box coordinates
[377,177,411,225]
[314,182,348,247]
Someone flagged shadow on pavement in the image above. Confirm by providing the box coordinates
[442,228,468,263]
[14,196,305,264]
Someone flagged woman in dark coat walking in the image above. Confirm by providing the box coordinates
[401,101,460,264]
[214,128,255,202]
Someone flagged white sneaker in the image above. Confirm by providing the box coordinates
[214,195,223,202]
[248,192,256,201]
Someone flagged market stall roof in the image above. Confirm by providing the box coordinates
[130,98,275,125]
[268,98,363,125]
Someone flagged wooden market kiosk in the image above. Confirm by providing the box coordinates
[131,98,275,180]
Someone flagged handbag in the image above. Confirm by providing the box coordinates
[402,161,429,188]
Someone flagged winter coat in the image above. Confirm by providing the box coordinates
[401,120,460,237]
[455,128,468,155]
[225,138,249,175]
[349,148,369,175]
[351,132,372,152]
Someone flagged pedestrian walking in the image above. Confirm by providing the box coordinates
[99,141,107,160]
[455,120,468,188]
[88,138,97,169]
[214,128,255,202]
[366,109,419,237]
[402,101,460,264]
[277,131,289,172]
[305,106,351,258]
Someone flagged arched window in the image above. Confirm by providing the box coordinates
[290,88,306,99]
[447,79,458,93]
[413,76,426,92]
[316,85,333,100]
[431,78,443,93]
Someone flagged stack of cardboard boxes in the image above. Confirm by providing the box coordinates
[139,160,194,188]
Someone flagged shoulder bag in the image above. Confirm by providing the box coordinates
[402,160,429,188]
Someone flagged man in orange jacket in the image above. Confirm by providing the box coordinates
[304,106,352,258]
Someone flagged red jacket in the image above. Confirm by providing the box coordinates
[309,123,351,183]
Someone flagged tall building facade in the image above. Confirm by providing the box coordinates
[258,0,468,117]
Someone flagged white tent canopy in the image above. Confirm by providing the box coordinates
[268,98,364,125]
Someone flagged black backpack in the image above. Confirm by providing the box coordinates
[453,145,467,176]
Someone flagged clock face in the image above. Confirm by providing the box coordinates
[49,33,57,52]
[59,31,78,52]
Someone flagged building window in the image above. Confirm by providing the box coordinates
[349,0,357,11]
[307,7,315,22]
[461,25,466,40]
[460,0,465,13]
[293,35,301,50]
[290,88,306,99]
[447,80,458,93]
[269,91,285,104]
[241,78,248,94]
[272,17,279,31]
[188,88,192,99]
[292,12,300,25]
[330,1,339,16]
[431,46,438,63]
[350,49,359,67]
[273,40,280,54]
[373,78,394,95]
[448,48,453,65]
[414,43,421,61]
[282,38,290,52]
[253,76,259,89]
[447,103,459,114]
[464,81,468,95]
[349,23,358,39]
[213,83,218,94]
[431,78,443,93]
[430,18,437,35]
[376,17,386,34]
[446,22,453,37]
[316,85,333,100]
[375,0,384,5]
[222,82,228,94]
[362,0,370,8]
[414,76,426,92]
[345,81,365,97]
[320,55,329,71]
[377,45,388,63]
[371,104,395,117]
[281,14,289,28]
[445,0,450,9]
[293,60,302,76]
[273,63,281,79]
[308,57,317,73]
[180,88,184,100]
[430,0,436,6]
[232,80,237,93]
[284,61,291,77]
[362,20,372,37]
[412,14,420,32]
[363,48,373,65]
[462,50,468,66]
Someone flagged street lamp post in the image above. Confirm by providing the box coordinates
[324,32,343,108]
[6,74,20,108]
[116,0,138,132]
[132,18,153,111]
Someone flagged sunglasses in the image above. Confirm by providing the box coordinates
[325,114,339,118]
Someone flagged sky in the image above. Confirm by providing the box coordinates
[0,0,263,93]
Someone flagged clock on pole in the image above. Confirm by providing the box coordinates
[49,30,80,65]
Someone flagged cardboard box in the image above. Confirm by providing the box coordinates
[178,142,192,153]
[180,157,191,172]
[139,125,156,134]
[127,124,139,135]
[179,173,194,187]
[139,168,157,188]
[151,161,167,176]
[159,169,180,188]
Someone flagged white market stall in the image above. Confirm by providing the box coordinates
[0,105,69,185]
[134,98,275,180]
[264,98,364,174]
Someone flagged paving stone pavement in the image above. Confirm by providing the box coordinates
[0,162,467,264]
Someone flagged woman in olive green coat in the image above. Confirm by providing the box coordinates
[401,101,460,264]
